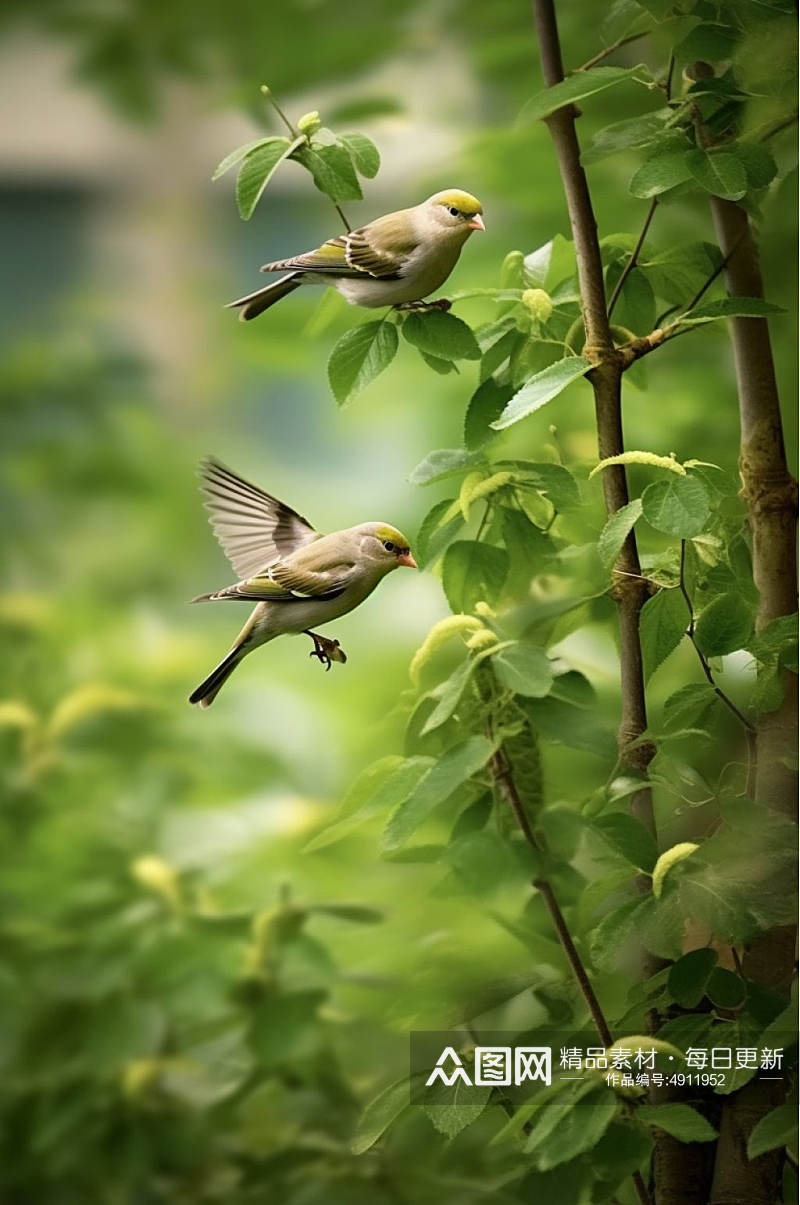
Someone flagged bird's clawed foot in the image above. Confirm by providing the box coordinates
[305,631,347,671]
[393,298,452,313]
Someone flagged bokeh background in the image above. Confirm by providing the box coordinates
[0,1,796,1199]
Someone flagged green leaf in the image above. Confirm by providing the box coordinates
[419,350,456,374]
[694,593,754,657]
[491,643,554,698]
[662,683,717,732]
[402,311,481,361]
[526,1082,619,1169]
[668,948,718,1008]
[748,1104,798,1161]
[213,137,276,180]
[423,1081,492,1137]
[442,541,509,614]
[382,735,496,850]
[640,589,688,680]
[582,109,671,163]
[642,476,710,537]
[706,966,746,1010]
[304,757,432,852]
[678,297,785,324]
[421,658,475,733]
[598,498,643,568]
[520,66,647,123]
[328,321,398,406]
[491,357,590,430]
[465,378,514,449]
[293,141,363,202]
[590,899,644,970]
[520,462,581,510]
[409,447,483,485]
[686,149,748,201]
[592,812,658,872]
[351,1077,411,1154]
[735,141,778,190]
[630,151,693,199]
[236,137,297,219]
[636,1104,718,1143]
[338,132,380,177]
[415,498,462,567]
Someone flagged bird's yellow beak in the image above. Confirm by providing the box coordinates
[468,214,485,232]
[398,551,418,569]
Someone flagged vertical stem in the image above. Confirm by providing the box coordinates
[704,196,798,1205]
[531,0,655,820]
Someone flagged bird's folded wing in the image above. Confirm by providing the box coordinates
[200,458,319,579]
[262,219,418,280]
[219,558,357,602]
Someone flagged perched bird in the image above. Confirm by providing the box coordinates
[227,189,485,321]
[189,458,417,707]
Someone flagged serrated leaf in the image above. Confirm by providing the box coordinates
[640,588,687,680]
[465,378,514,449]
[686,149,747,201]
[678,297,785,324]
[351,1077,411,1154]
[747,1104,798,1161]
[491,643,554,698]
[423,1081,492,1137]
[642,476,710,537]
[734,141,778,190]
[630,150,693,199]
[491,357,590,430]
[421,658,476,734]
[338,132,380,177]
[526,1082,618,1169]
[694,593,754,657]
[520,66,646,124]
[592,812,658,872]
[415,498,462,567]
[582,109,671,163]
[598,498,643,567]
[590,899,644,971]
[328,321,398,406]
[636,1103,718,1143]
[662,683,717,732]
[293,141,363,202]
[382,735,496,850]
[236,137,297,219]
[402,311,481,361]
[442,541,509,614]
[520,462,581,510]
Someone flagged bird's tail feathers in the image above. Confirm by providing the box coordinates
[226,272,302,321]
[189,645,248,708]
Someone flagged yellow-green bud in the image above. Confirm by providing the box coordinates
[474,601,496,619]
[260,84,271,96]
[131,855,182,910]
[522,288,553,323]
[466,629,499,651]
[500,250,525,289]
[298,111,322,136]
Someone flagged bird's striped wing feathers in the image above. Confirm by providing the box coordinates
[211,558,357,603]
[200,458,319,579]
[262,214,419,281]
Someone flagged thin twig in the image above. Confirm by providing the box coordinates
[607,198,658,319]
[575,31,648,73]
[664,54,675,103]
[679,541,757,735]
[756,112,798,142]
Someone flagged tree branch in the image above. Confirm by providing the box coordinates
[575,31,648,73]
[607,198,658,320]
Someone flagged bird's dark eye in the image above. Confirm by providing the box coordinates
[383,540,395,552]
[448,206,460,217]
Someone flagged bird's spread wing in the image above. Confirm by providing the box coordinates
[199,458,319,579]
[262,215,419,281]
[210,558,358,603]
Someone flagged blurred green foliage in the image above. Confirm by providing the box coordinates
[0,0,797,1201]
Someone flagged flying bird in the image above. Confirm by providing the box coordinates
[189,458,417,707]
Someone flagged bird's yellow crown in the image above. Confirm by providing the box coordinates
[429,189,483,216]
[375,524,411,550]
